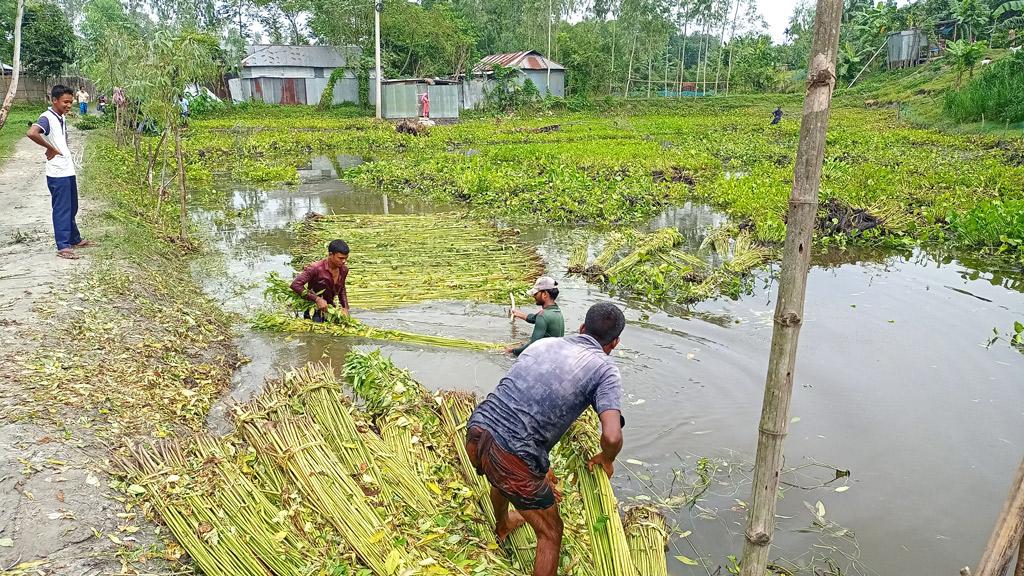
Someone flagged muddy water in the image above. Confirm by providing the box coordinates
[194,157,1024,576]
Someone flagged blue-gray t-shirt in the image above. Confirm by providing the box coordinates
[468,334,623,474]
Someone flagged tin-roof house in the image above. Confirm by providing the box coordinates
[228,44,361,105]
[463,50,565,109]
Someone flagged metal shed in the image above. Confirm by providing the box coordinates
[887,30,929,69]
[370,78,460,119]
[229,44,361,105]
[467,50,566,108]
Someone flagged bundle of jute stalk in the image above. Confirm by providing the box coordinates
[604,228,685,278]
[257,273,502,351]
[556,410,638,576]
[251,415,423,574]
[585,231,631,276]
[125,441,320,576]
[624,506,669,576]
[294,213,543,309]
[568,240,589,274]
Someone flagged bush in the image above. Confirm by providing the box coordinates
[188,92,226,117]
[943,51,1024,124]
[75,114,112,130]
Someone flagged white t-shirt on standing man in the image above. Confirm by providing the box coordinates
[33,109,76,178]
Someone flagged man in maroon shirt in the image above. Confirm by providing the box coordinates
[290,239,350,321]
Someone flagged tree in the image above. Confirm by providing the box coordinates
[951,0,991,41]
[21,1,76,79]
[0,0,25,132]
[945,38,987,84]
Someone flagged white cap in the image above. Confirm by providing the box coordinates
[527,276,558,296]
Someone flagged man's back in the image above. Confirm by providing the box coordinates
[469,334,621,474]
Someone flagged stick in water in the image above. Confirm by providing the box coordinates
[509,292,516,320]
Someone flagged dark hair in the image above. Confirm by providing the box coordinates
[542,287,559,300]
[584,302,625,346]
[51,85,74,99]
[328,239,350,255]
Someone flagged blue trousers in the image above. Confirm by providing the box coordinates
[46,176,82,250]
[79,102,87,115]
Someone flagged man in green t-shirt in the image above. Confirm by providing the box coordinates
[507,277,565,356]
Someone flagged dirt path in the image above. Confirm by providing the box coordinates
[0,130,126,575]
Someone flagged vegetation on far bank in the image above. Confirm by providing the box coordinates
[181,100,1024,267]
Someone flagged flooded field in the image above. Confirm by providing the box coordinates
[194,156,1024,575]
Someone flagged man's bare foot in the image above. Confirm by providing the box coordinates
[57,249,81,260]
[496,510,526,543]
[73,239,96,248]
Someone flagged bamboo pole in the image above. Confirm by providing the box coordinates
[972,456,1024,576]
[1015,532,1024,576]
[0,0,25,130]
[738,1,842,575]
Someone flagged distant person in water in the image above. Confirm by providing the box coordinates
[771,106,783,125]
[290,239,350,322]
[507,276,564,356]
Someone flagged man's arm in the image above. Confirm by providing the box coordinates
[26,124,60,160]
[587,409,623,478]
[290,266,327,310]
[339,272,349,313]
[510,312,548,355]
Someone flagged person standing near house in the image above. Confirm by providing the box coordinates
[97,93,107,114]
[419,91,430,118]
[179,95,190,125]
[75,86,90,115]
[26,85,95,260]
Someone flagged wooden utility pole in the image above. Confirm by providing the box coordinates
[738,1,842,575]
[0,0,26,131]
[374,0,382,120]
[971,456,1024,576]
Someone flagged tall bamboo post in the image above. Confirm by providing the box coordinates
[0,0,25,130]
[972,456,1024,576]
[738,1,842,574]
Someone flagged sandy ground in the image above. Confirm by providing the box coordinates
[0,129,127,575]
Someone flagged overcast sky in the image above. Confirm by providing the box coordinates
[760,0,801,44]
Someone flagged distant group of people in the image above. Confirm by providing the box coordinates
[290,241,625,576]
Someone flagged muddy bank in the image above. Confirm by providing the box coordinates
[0,130,239,574]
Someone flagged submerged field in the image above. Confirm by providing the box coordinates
[41,97,1023,576]
[188,101,1024,265]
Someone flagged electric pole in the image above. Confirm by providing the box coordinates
[374,0,382,119]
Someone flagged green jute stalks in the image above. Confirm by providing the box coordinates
[624,506,669,576]
[126,441,316,576]
[604,228,684,278]
[254,416,421,574]
[558,411,637,576]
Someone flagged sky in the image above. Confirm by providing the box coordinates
[760,0,801,44]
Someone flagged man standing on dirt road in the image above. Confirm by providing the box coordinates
[507,276,564,356]
[290,239,350,322]
[75,87,90,116]
[27,85,95,260]
[466,302,625,576]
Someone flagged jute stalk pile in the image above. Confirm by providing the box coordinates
[293,213,544,310]
[121,351,672,575]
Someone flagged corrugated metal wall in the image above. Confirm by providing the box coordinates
[427,85,459,118]
[383,83,419,118]
[522,70,565,97]
[231,68,360,105]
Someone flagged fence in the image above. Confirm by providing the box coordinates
[0,74,96,104]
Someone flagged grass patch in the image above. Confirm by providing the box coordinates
[0,105,40,163]
[943,51,1024,126]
